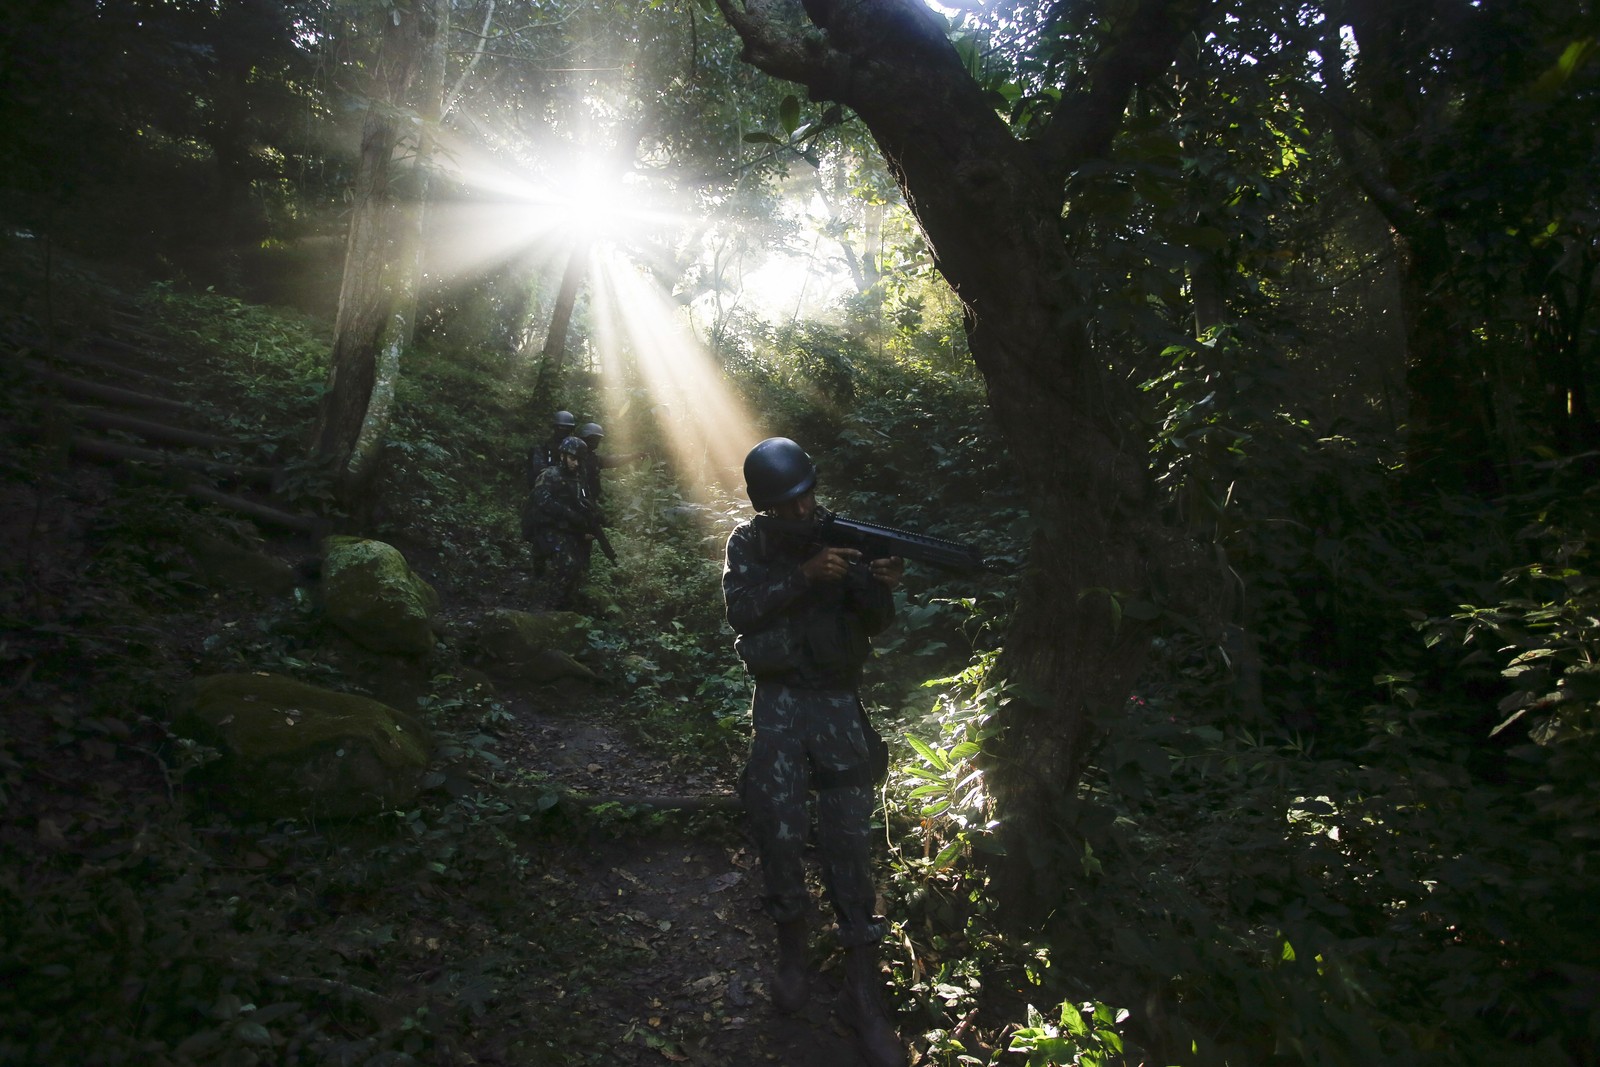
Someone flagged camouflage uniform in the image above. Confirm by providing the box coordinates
[723,518,895,947]
[527,431,568,488]
[523,463,594,610]
[580,439,645,505]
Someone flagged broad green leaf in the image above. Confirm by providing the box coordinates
[906,734,951,771]
[1531,37,1597,100]
[947,741,982,761]
[1059,999,1089,1036]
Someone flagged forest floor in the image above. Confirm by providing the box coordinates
[0,255,914,1065]
[2,469,907,1067]
[489,686,897,1067]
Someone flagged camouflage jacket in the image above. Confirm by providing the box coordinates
[527,466,592,537]
[526,432,568,488]
[722,518,895,689]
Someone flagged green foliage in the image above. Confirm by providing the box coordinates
[1440,520,1600,765]
[139,283,337,507]
[1009,1000,1133,1067]
[891,652,1002,875]
[143,284,330,385]
[897,533,1600,1067]
[6,3,1597,1057]
[0,654,621,1066]
[584,475,753,766]
[0,0,331,275]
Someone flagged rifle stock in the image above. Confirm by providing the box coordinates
[591,520,618,564]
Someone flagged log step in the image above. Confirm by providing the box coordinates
[23,360,194,415]
[184,483,327,534]
[69,435,277,487]
[66,405,239,452]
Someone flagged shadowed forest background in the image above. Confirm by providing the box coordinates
[1,1,1597,1065]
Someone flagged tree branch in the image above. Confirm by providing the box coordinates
[712,0,837,87]
[1030,0,1218,184]
[442,0,494,121]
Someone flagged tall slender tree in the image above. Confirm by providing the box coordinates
[314,0,450,510]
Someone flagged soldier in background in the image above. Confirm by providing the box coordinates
[528,410,578,488]
[521,435,597,610]
[576,421,650,505]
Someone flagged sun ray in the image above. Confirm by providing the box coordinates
[412,129,774,518]
[588,247,765,506]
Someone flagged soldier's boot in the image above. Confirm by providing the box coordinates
[771,919,809,1013]
[837,944,904,1067]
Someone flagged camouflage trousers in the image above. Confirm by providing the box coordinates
[741,682,884,947]
[530,535,590,610]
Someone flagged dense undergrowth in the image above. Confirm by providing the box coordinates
[3,251,1597,1067]
[0,261,714,1064]
[881,346,1600,1065]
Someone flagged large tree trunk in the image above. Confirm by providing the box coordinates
[714,0,1214,915]
[532,243,592,414]
[314,101,401,472]
[313,0,448,512]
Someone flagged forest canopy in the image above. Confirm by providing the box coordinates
[1,1,1597,1065]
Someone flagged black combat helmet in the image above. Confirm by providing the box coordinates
[743,437,816,511]
[558,435,588,458]
[579,422,604,442]
[552,410,578,430]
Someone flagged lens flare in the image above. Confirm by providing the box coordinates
[423,134,769,513]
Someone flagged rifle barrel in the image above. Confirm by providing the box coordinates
[826,514,987,571]
[753,510,997,573]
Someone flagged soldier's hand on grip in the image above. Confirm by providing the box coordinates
[802,546,861,584]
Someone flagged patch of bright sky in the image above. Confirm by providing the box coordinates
[1307,24,1359,85]
[701,186,856,326]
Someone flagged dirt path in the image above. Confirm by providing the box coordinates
[498,701,897,1067]
[0,281,911,1066]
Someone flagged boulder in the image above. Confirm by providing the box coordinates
[321,536,439,656]
[174,673,431,820]
[471,608,597,683]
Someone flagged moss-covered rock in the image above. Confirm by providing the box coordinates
[471,608,597,683]
[321,536,439,656]
[174,673,431,820]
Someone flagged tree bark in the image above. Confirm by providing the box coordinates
[313,0,448,511]
[532,243,592,413]
[345,0,452,497]
[713,0,1215,914]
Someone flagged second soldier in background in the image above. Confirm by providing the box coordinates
[521,434,598,610]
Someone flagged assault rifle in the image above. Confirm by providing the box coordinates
[588,515,618,564]
[582,508,617,566]
[576,487,618,564]
[754,506,1003,574]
